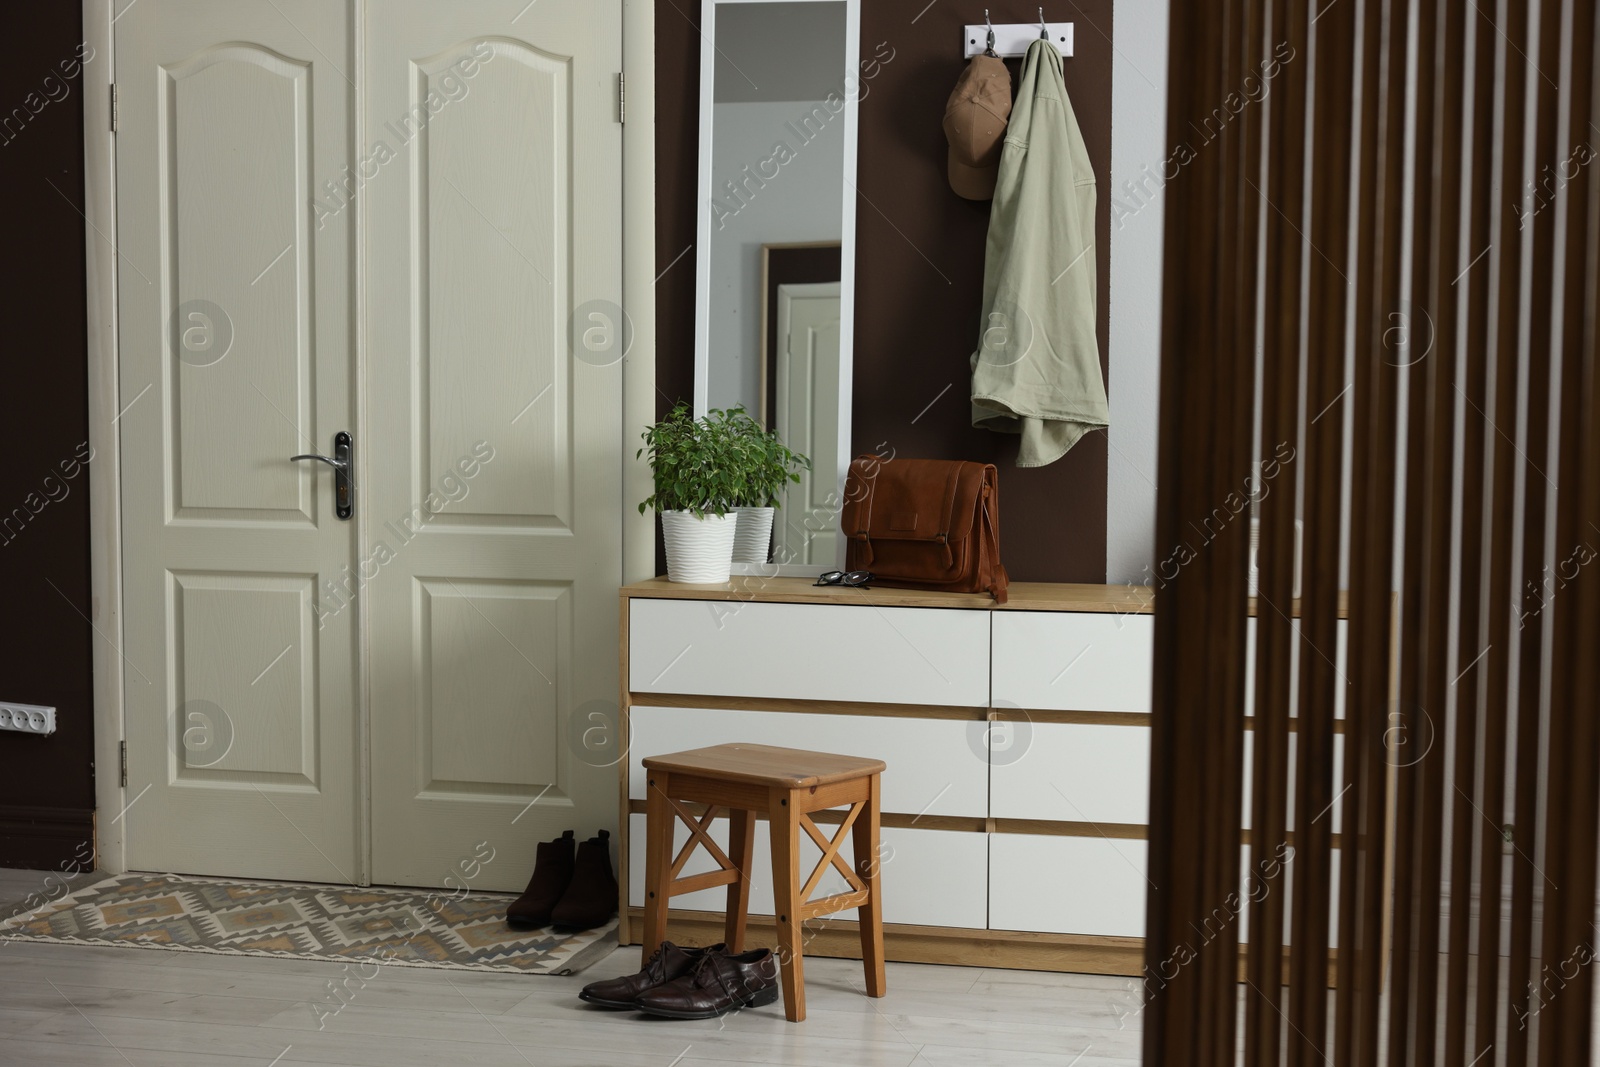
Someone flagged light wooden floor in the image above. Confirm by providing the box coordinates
[0,870,1142,1067]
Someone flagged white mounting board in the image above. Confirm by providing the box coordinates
[963,22,1074,58]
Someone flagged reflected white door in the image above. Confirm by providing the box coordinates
[116,1,623,890]
[116,2,361,882]
[364,2,623,891]
[774,283,841,567]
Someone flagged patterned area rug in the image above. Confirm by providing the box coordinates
[0,872,615,975]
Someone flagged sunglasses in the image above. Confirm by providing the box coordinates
[814,570,874,589]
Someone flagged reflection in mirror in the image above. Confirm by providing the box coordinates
[696,0,858,571]
[762,243,841,565]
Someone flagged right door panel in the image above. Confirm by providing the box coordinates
[364,1,625,891]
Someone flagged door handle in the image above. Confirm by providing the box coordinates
[290,431,353,520]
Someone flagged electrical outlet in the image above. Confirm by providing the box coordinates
[0,702,55,736]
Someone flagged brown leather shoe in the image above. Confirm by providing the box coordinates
[634,947,780,1019]
[506,830,574,929]
[577,941,726,1010]
[550,830,619,931]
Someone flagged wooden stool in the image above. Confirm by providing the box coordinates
[640,742,887,1022]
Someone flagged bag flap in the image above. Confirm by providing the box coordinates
[842,457,988,545]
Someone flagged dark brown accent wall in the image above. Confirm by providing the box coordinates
[0,4,97,869]
[655,0,1113,583]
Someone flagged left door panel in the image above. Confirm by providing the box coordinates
[117,2,360,882]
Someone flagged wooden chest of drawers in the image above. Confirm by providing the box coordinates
[618,577,1351,973]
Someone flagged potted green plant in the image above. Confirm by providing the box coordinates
[721,407,812,565]
[638,403,742,582]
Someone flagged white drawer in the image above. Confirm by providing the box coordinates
[629,705,985,818]
[1240,730,1346,832]
[990,721,1150,824]
[991,612,1153,713]
[991,614,1348,718]
[988,833,1147,937]
[629,599,989,707]
[1242,618,1349,719]
[627,814,987,929]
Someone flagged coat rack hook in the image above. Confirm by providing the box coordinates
[963,16,1073,58]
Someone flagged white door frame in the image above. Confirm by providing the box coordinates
[80,0,656,876]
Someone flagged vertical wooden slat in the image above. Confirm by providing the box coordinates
[1385,0,1441,1058]
[1472,0,1529,1055]
[1207,0,1254,1060]
[1441,1,1497,1061]
[1550,11,1600,1049]
[1560,266,1600,1057]
[1569,384,1600,1064]
[1504,0,1566,1060]
[1351,0,1414,1060]
[1243,0,1310,1057]
[1408,0,1468,1061]
[1197,0,1252,1054]
[1332,0,1378,1042]
[1287,0,1357,1057]
[1145,0,1237,1058]
[1537,1,1597,1060]
[1226,0,1268,1055]
[1331,0,1387,1056]
[1557,13,1600,1042]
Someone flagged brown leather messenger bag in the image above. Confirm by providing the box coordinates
[840,456,1009,603]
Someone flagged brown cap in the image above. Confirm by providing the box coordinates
[943,56,1012,200]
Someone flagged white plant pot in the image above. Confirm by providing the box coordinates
[730,506,775,564]
[660,509,738,583]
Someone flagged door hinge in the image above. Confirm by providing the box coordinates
[617,72,625,124]
[110,83,118,133]
[119,740,127,787]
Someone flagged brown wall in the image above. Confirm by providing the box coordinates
[0,4,97,869]
[655,0,1113,583]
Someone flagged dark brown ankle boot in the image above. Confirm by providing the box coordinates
[550,829,619,931]
[506,830,575,929]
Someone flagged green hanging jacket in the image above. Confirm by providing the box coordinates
[970,39,1108,467]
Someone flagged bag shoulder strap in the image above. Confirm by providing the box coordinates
[979,480,1009,604]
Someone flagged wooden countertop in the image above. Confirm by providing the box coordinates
[1001,582,1157,613]
[621,576,1156,614]
[621,577,1351,619]
[621,575,994,609]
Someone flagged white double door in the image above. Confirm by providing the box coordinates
[115,1,623,891]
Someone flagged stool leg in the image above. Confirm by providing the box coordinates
[724,807,755,952]
[853,774,886,997]
[641,771,673,965]
[769,787,807,1022]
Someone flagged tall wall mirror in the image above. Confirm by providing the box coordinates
[693,0,859,573]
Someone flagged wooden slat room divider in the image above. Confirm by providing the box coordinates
[1144,0,1600,1063]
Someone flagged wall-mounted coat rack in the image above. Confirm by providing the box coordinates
[963,12,1074,58]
